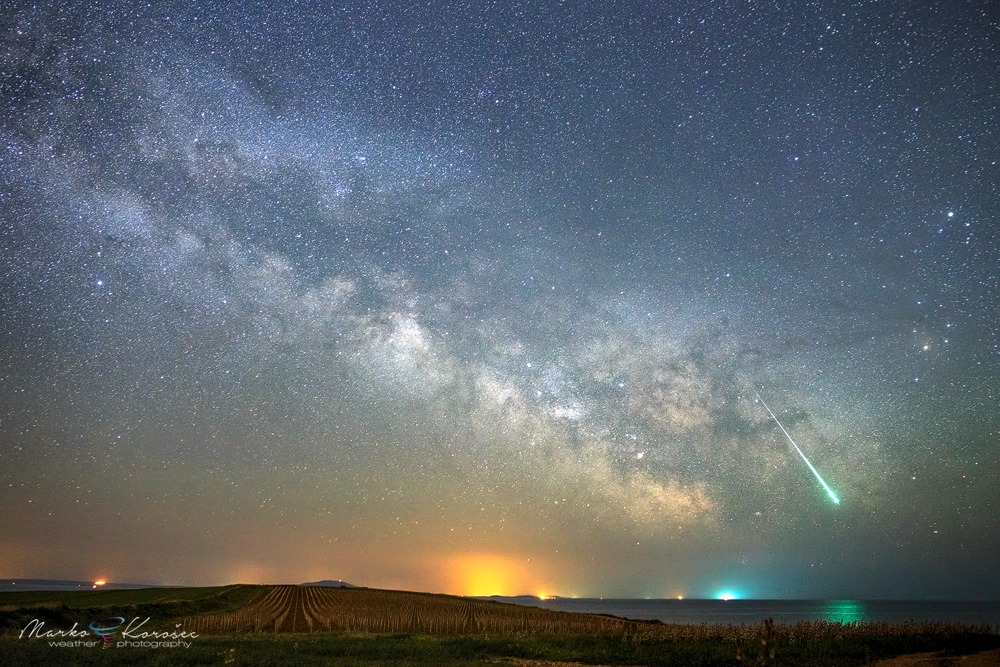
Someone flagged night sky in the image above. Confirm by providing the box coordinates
[2,1,998,600]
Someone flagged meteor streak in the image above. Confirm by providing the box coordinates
[755,390,840,505]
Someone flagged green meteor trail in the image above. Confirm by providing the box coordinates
[755,391,841,505]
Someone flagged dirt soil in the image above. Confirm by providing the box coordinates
[493,650,1000,667]
[871,649,1000,666]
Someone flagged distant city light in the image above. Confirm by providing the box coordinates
[93,580,106,588]
[718,591,736,601]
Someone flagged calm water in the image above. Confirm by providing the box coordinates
[508,599,1000,627]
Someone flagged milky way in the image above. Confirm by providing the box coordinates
[1,1,998,598]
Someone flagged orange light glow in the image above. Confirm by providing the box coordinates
[93,580,106,587]
[448,553,522,597]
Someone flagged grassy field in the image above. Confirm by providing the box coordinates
[0,584,257,612]
[2,585,998,666]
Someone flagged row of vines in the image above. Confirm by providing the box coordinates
[182,586,635,635]
[183,586,999,643]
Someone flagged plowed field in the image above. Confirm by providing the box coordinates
[183,585,635,635]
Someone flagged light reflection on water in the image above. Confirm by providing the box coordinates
[823,600,866,623]
[511,598,1000,626]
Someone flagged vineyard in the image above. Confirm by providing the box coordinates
[182,585,637,635]
[6,585,1000,665]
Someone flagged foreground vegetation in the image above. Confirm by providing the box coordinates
[4,628,999,666]
[2,585,997,666]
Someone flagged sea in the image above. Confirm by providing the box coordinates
[502,598,1000,627]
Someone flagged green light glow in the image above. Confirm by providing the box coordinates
[823,600,866,623]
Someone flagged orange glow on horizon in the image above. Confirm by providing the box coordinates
[93,580,106,587]
[447,553,547,597]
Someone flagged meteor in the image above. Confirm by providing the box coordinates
[755,390,840,505]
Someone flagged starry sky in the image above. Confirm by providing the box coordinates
[2,0,998,600]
